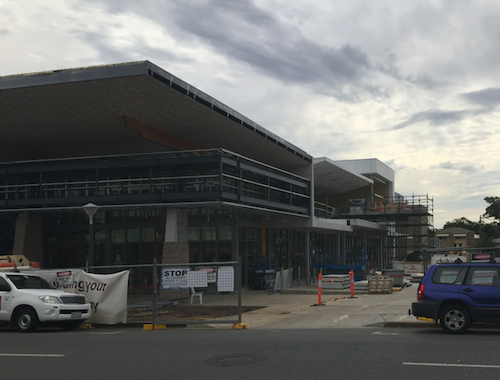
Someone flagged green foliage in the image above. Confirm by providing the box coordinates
[484,197,500,220]
[441,197,500,248]
[477,222,500,248]
[443,217,480,234]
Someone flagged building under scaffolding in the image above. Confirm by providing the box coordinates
[340,194,434,268]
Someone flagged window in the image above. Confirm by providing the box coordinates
[432,267,465,284]
[466,267,500,287]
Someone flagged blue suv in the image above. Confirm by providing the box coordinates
[410,260,500,333]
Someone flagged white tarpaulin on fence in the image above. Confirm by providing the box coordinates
[22,269,129,324]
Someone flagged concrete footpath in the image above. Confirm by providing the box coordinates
[209,282,437,330]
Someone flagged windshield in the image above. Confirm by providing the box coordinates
[6,274,56,290]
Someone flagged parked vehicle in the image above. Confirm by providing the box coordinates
[410,260,500,333]
[0,272,91,332]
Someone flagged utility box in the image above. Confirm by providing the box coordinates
[383,269,404,287]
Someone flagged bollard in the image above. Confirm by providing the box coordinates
[312,273,325,306]
[318,272,322,304]
[349,269,357,299]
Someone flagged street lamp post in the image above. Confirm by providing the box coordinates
[82,203,100,268]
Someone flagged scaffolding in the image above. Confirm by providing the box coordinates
[364,194,434,267]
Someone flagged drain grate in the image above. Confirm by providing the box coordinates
[204,354,267,367]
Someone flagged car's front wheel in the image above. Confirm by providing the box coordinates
[15,307,39,332]
[440,304,470,334]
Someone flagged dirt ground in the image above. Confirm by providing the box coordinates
[127,305,263,322]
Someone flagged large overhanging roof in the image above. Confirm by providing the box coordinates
[313,157,373,195]
[0,61,311,172]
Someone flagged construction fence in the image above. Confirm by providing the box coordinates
[88,260,242,327]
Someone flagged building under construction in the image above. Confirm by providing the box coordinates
[0,61,433,286]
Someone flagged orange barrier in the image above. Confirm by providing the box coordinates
[349,269,354,298]
[318,273,322,304]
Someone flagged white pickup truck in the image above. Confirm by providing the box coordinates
[0,271,91,332]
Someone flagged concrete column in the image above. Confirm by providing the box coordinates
[13,213,43,264]
[162,208,189,262]
[161,208,189,302]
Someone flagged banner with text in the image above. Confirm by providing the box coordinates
[24,269,129,324]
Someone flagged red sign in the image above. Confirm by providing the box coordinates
[473,254,493,260]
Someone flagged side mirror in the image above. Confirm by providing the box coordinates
[0,282,11,292]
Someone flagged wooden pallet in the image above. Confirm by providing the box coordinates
[367,276,394,294]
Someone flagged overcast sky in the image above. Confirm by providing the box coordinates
[1,0,500,228]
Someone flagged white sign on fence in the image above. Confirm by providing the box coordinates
[217,266,234,292]
[161,268,191,289]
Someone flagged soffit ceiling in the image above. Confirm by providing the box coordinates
[0,61,311,174]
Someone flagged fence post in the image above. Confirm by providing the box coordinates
[152,258,158,328]
[237,262,242,323]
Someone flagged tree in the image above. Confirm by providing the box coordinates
[484,197,500,221]
[477,222,500,248]
[443,217,480,234]
[477,197,500,247]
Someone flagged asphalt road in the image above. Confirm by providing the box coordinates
[2,326,500,380]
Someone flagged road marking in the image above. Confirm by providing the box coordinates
[372,331,399,335]
[88,331,122,335]
[0,353,64,357]
[404,362,500,369]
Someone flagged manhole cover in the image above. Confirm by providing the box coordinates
[204,354,267,367]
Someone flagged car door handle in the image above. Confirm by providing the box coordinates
[462,288,474,293]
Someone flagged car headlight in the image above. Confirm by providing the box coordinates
[39,295,62,304]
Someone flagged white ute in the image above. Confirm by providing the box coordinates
[0,272,91,332]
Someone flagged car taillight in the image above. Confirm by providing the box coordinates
[417,283,424,300]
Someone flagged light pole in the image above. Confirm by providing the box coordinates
[82,203,99,268]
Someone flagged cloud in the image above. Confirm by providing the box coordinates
[432,161,482,174]
[385,109,471,131]
[76,0,443,103]
[461,87,500,110]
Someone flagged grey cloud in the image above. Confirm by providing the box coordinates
[69,27,183,67]
[405,73,446,90]
[432,161,482,174]
[0,29,8,36]
[76,0,437,103]
[461,87,500,110]
[385,109,470,131]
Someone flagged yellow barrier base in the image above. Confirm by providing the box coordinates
[79,323,94,329]
[417,317,434,322]
[233,323,248,329]
[143,324,167,330]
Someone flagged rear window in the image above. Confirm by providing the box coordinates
[432,267,464,284]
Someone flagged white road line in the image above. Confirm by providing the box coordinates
[0,353,64,357]
[88,331,122,335]
[404,362,500,369]
[372,331,399,335]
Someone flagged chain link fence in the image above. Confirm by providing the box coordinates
[88,261,241,326]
